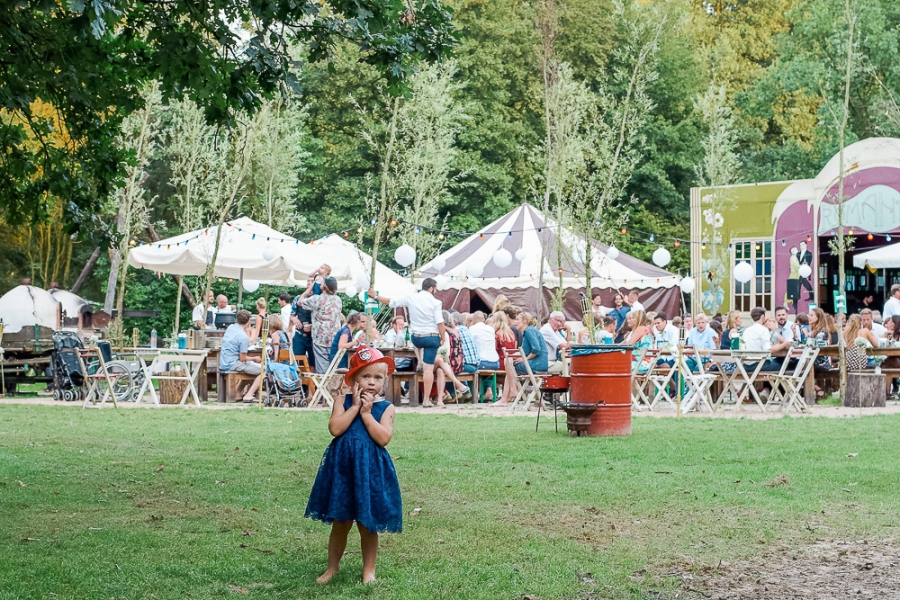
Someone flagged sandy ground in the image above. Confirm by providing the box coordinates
[3,394,900,419]
[672,539,900,600]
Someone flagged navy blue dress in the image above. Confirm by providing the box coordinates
[305,395,402,533]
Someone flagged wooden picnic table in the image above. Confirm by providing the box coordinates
[380,346,419,407]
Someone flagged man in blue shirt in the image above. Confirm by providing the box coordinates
[609,293,631,332]
[686,313,717,351]
[219,310,261,401]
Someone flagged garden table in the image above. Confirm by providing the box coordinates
[133,348,209,406]
[381,346,419,406]
[708,350,771,412]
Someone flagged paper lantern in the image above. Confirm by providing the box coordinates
[432,256,446,272]
[242,280,260,293]
[466,277,477,289]
[465,262,483,279]
[435,275,449,291]
[262,246,277,261]
[354,272,371,290]
[652,246,671,268]
[798,264,812,279]
[515,248,527,261]
[394,243,416,267]
[606,245,620,261]
[492,248,512,268]
[345,284,358,297]
[678,277,695,294]
[734,261,753,283]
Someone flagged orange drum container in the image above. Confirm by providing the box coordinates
[568,345,633,436]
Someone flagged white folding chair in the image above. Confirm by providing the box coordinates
[503,348,543,412]
[769,346,817,413]
[304,348,346,408]
[679,348,717,413]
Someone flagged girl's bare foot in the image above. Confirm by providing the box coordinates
[362,571,377,584]
[316,568,338,584]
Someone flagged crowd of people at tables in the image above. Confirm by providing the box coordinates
[206,268,900,404]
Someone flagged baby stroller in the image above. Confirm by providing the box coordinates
[263,333,307,408]
[51,331,85,401]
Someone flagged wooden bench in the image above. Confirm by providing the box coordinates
[216,370,257,402]
[475,370,505,403]
[414,371,477,404]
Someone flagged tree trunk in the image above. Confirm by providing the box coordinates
[71,247,101,294]
[104,212,125,313]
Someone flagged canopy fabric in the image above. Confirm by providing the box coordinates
[127,217,345,282]
[307,235,417,298]
[853,242,900,269]
[419,203,679,290]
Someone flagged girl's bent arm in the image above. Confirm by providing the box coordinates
[328,397,359,437]
[362,405,394,447]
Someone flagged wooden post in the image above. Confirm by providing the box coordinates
[174,275,183,334]
[257,317,269,408]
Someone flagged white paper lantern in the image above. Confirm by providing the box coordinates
[465,262,483,279]
[606,245,620,261]
[432,256,446,272]
[734,261,754,283]
[435,275,449,291]
[262,246,277,262]
[466,277,477,289]
[492,248,512,268]
[242,279,260,293]
[678,277,696,294]
[354,272,371,290]
[394,243,416,267]
[515,248,527,262]
[345,284,358,297]
[652,246,671,268]
[798,263,812,279]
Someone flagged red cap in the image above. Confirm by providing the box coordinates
[343,344,396,385]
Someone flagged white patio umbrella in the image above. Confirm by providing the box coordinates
[853,242,900,269]
[299,235,416,298]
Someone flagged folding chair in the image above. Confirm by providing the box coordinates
[768,346,817,413]
[78,347,126,409]
[305,348,346,408]
[678,348,717,413]
[630,347,657,410]
[295,355,317,398]
[503,348,543,412]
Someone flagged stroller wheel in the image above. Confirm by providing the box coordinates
[53,389,61,401]
[63,390,73,402]
[297,399,309,408]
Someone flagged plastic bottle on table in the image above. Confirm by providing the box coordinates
[150,328,158,349]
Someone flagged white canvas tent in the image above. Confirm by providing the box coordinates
[853,242,900,269]
[417,203,681,318]
[127,217,346,283]
[308,235,417,298]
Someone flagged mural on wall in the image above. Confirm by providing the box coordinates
[700,190,733,316]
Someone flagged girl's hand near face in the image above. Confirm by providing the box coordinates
[359,391,375,414]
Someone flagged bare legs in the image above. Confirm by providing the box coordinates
[434,356,470,400]
[421,363,446,407]
[496,358,520,405]
[317,521,380,584]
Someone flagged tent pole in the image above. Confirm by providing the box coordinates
[237,268,244,310]
[451,288,463,311]
[174,275,183,334]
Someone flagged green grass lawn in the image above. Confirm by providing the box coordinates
[1,406,897,599]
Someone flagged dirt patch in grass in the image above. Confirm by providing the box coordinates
[672,539,900,599]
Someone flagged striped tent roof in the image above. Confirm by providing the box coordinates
[419,203,678,290]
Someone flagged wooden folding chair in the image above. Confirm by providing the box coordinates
[502,348,543,412]
[629,347,654,410]
[78,347,126,409]
[679,347,717,413]
[295,355,317,397]
[305,348,346,408]
[769,346,817,413]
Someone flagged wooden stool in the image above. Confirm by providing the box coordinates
[216,370,257,402]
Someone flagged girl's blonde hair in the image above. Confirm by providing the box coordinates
[256,297,267,311]
[493,313,516,342]
[519,311,538,328]
[492,294,510,314]
[630,310,648,331]
[844,313,862,341]
[724,310,741,330]
[267,314,283,332]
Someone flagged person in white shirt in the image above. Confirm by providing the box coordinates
[539,311,570,374]
[278,293,293,342]
[626,290,645,314]
[370,278,446,408]
[741,307,781,371]
[192,290,217,329]
[467,311,500,367]
[652,312,679,350]
[861,308,886,339]
[383,316,409,346]
[883,284,900,320]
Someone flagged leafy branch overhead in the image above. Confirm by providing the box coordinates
[0,0,455,230]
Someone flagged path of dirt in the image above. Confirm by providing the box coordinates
[672,540,900,599]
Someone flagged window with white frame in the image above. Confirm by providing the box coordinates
[733,240,772,312]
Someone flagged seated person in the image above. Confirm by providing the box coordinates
[266,315,291,364]
[540,311,570,374]
[497,312,548,405]
[577,315,616,343]
[192,290,217,329]
[219,310,262,401]
[384,316,409,346]
[331,312,364,369]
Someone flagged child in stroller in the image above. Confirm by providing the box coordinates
[264,315,307,407]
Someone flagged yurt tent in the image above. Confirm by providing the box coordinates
[418,204,681,318]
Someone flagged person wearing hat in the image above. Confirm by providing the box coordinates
[305,345,402,585]
[301,276,343,373]
[369,278,446,408]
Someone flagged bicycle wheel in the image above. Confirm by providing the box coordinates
[105,362,135,402]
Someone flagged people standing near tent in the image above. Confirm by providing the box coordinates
[625,290,645,313]
[368,278,447,408]
[540,312,570,374]
[216,295,234,313]
[219,310,262,401]
[883,285,900,320]
[609,293,630,331]
[302,277,343,373]
[192,290,217,329]
[278,293,293,343]
[291,288,317,370]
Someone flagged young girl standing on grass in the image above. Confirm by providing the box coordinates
[305,345,402,584]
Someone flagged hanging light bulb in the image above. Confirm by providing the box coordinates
[674,241,681,248]
[781,239,786,247]
[849,228,854,235]
[867,233,874,241]
[806,234,812,242]
[438,233,445,240]
[479,234,484,240]
[357,227,363,233]
[649,234,655,242]
[887,235,893,242]
[342,231,349,237]
[621,228,627,235]
[390,219,398,227]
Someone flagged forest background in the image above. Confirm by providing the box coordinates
[2,0,899,339]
